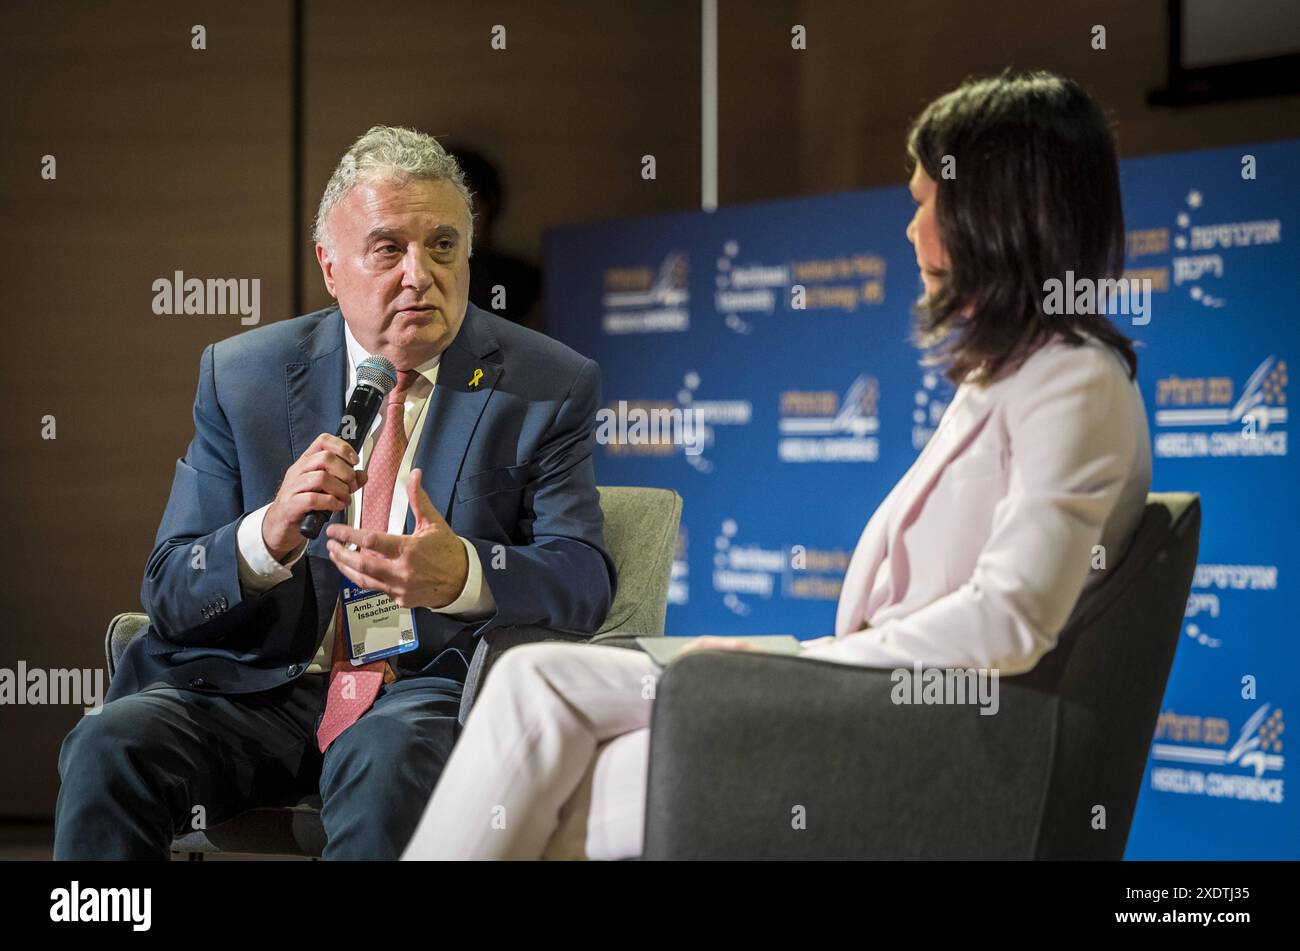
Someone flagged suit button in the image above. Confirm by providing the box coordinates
[188,677,206,688]
[200,607,210,619]
[286,664,302,678]
[219,596,228,609]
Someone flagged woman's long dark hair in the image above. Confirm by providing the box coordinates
[907,70,1139,385]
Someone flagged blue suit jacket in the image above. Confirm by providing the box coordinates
[108,303,614,701]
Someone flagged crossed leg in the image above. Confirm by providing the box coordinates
[401,643,659,860]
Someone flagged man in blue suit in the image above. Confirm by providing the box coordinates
[54,126,614,859]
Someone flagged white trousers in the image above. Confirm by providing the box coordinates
[401,642,660,860]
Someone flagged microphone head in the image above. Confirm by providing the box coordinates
[356,355,398,396]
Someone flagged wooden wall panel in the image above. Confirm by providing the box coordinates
[0,0,293,817]
[299,0,702,316]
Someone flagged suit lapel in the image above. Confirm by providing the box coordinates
[283,310,348,636]
[836,386,989,633]
[405,304,503,530]
[285,312,347,463]
[885,381,994,547]
[835,514,889,634]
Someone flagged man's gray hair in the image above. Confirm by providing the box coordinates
[314,125,474,257]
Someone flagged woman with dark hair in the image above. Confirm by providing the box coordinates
[401,70,1152,860]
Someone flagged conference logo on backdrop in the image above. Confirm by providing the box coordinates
[714,239,886,335]
[1149,703,1285,805]
[1125,188,1283,312]
[1152,355,1288,458]
[711,518,849,615]
[778,374,880,463]
[600,251,689,334]
[1183,561,1278,650]
[596,371,751,474]
[1170,188,1281,309]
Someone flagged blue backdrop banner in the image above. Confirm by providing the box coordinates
[544,139,1298,859]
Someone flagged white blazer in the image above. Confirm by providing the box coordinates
[801,334,1152,674]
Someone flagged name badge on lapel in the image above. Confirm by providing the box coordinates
[340,581,419,665]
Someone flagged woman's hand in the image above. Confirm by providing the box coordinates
[678,636,762,654]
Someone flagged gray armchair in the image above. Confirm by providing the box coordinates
[104,485,682,858]
[620,492,1200,859]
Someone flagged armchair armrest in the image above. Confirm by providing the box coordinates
[457,625,592,726]
[105,612,150,680]
[642,650,1060,859]
[588,632,644,649]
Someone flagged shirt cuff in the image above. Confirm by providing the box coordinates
[236,503,308,593]
[432,536,496,620]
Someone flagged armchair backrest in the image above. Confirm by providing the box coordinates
[1017,492,1202,859]
[594,486,683,636]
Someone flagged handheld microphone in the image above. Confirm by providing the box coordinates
[298,354,398,540]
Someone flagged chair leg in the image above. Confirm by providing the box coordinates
[188,852,203,861]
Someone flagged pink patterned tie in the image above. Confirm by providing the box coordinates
[316,369,419,754]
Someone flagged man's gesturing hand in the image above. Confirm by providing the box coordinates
[263,432,367,562]
[324,467,470,610]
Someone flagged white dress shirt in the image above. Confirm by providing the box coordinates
[235,320,495,674]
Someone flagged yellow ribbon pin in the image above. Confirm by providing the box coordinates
[469,368,484,389]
